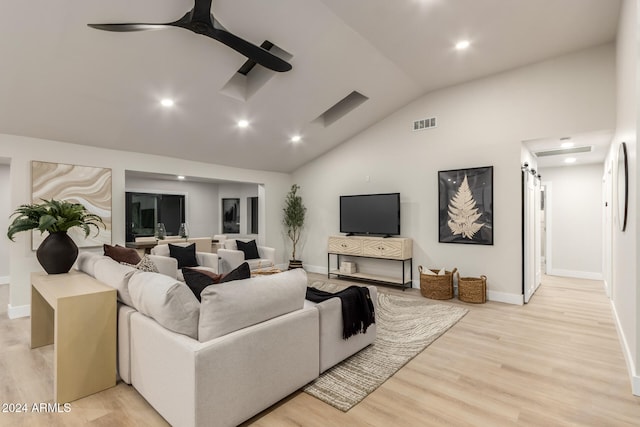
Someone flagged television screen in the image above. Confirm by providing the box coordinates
[340,193,400,236]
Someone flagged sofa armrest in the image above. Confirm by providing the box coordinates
[196,252,219,273]
[313,285,377,373]
[148,255,178,279]
[257,246,276,263]
[130,307,319,427]
[217,248,245,273]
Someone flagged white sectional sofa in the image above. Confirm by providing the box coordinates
[75,252,376,427]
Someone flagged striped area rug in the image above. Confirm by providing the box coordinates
[303,282,468,411]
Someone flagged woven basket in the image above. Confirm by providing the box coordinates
[458,275,487,303]
[418,266,457,300]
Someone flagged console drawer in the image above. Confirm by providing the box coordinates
[328,237,362,255]
[362,239,403,259]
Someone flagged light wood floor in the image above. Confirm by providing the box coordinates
[1,274,639,426]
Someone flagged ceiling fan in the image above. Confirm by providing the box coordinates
[88,0,292,72]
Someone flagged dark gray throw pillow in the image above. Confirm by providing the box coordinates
[169,243,199,269]
[183,268,220,301]
[236,240,260,260]
[220,262,251,283]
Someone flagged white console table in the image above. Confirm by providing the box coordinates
[327,235,413,290]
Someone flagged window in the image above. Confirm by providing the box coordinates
[247,196,258,234]
[125,192,185,241]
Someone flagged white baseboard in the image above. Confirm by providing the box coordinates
[303,264,325,275]
[611,300,640,396]
[548,269,603,280]
[603,280,611,298]
[7,303,30,319]
[307,264,521,303]
[487,290,524,305]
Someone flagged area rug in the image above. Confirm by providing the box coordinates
[303,282,468,411]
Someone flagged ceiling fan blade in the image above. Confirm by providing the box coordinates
[204,28,292,72]
[88,23,172,32]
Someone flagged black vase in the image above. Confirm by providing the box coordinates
[36,231,79,274]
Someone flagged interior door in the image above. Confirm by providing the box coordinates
[523,169,542,303]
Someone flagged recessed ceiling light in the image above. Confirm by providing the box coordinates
[455,40,470,50]
[561,142,574,148]
[177,175,185,180]
[237,120,249,128]
[565,157,577,164]
[291,135,302,143]
[160,98,174,107]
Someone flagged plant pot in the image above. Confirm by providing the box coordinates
[36,231,79,274]
[288,259,303,270]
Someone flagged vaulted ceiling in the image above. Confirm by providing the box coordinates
[0,1,621,172]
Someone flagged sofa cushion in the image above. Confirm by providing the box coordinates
[169,243,199,269]
[219,262,251,283]
[236,239,260,260]
[76,251,104,277]
[198,268,307,342]
[183,268,223,301]
[94,258,138,307]
[104,244,142,265]
[128,271,200,339]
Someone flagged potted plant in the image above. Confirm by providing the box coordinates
[283,184,306,269]
[7,199,105,274]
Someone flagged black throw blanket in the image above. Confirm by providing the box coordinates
[306,286,375,339]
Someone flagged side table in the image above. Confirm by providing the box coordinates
[31,271,117,402]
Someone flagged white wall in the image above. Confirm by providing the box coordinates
[125,176,220,238]
[0,135,291,315]
[605,0,639,395]
[539,164,604,279]
[293,44,616,304]
[0,163,10,283]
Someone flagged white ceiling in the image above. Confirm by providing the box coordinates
[0,0,621,173]
[524,130,614,169]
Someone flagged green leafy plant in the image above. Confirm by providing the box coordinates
[283,184,306,260]
[7,199,105,241]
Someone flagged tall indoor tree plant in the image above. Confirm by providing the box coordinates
[7,199,105,274]
[283,184,306,269]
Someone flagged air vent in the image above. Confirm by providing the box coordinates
[412,117,437,131]
[314,91,369,127]
[535,146,592,157]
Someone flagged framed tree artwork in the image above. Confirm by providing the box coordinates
[222,198,240,234]
[438,166,493,245]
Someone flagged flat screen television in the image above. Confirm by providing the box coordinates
[340,193,401,236]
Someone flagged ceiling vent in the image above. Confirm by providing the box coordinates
[220,40,292,102]
[412,117,437,131]
[534,146,592,157]
[314,91,369,127]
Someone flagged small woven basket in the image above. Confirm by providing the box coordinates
[458,275,487,303]
[418,266,457,300]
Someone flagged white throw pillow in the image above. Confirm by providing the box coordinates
[198,268,307,342]
[93,257,138,306]
[128,272,200,339]
[422,268,447,276]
